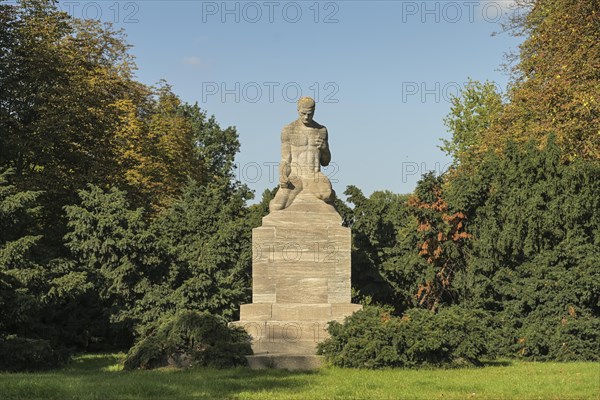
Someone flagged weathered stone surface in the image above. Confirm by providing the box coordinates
[232,319,330,355]
[233,98,361,366]
[250,204,352,307]
[239,304,272,321]
[276,278,329,303]
[331,303,363,319]
[237,205,360,358]
[271,303,331,320]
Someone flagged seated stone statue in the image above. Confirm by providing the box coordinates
[269,96,335,212]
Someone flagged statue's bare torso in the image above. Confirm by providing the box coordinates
[269,105,335,212]
[287,120,329,176]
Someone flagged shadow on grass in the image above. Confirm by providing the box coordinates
[64,353,125,372]
[481,359,514,367]
[34,354,319,400]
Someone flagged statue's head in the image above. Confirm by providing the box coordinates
[297,96,315,126]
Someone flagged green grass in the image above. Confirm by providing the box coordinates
[0,354,598,399]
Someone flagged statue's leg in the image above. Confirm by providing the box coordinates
[269,177,303,211]
[325,188,336,204]
[269,188,289,211]
[284,176,302,208]
[313,172,334,203]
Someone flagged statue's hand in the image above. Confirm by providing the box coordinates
[279,179,290,189]
[315,137,325,149]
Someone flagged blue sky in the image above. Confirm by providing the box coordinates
[57,0,523,202]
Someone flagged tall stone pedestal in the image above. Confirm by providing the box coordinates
[234,195,361,365]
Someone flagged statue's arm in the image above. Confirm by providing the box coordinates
[279,127,292,186]
[320,128,331,167]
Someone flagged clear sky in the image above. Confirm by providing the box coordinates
[56,0,523,201]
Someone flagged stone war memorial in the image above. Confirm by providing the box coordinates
[234,97,361,369]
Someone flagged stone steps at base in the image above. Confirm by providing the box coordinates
[239,303,362,321]
[246,355,323,370]
[232,320,332,342]
[252,339,320,355]
[232,319,334,355]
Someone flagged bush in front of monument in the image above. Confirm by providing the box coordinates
[123,311,252,370]
[317,306,490,368]
[0,336,67,372]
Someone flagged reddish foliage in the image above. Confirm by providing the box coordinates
[410,183,471,311]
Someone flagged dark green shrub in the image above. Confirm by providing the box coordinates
[123,311,252,370]
[510,310,600,362]
[317,306,489,368]
[0,336,66,372]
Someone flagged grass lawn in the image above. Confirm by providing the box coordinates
[0,353,597,399]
